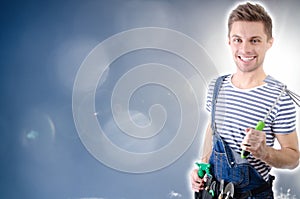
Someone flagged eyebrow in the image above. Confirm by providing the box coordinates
[231,35,263,39]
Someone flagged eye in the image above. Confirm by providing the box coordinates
[251,39,261,44]
[233,38,242,43]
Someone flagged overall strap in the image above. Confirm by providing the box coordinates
[211,75,229,134]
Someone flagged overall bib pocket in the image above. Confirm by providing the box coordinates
[211,150,250,188]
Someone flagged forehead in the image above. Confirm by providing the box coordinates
[230,21,267,39]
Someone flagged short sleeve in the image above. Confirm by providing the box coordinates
[205,78,217,113]
[272,93,296,134]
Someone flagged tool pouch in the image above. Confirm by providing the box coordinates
[194,190,214,199]
[194,180,217,199]
[195,191,234,199]
[194,181,235,199]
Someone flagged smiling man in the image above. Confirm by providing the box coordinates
[191,2,299,199]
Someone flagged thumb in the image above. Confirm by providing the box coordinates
[245,128,251,133]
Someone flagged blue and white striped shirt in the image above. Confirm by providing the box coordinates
[206,74,296,180]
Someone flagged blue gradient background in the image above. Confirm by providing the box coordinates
[1,0,299,198]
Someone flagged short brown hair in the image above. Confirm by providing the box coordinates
[228,2,273,40]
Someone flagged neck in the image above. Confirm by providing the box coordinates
[231,71,267,89]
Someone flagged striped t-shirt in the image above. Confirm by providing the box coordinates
[206,74,296,181]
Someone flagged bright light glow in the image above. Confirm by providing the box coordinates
[169,190,182,198]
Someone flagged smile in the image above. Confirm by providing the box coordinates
[238,56,256,62]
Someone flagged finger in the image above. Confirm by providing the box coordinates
[243,128,263,146]
[193,181,204,188]
[245,133,265,145]
[245,128,261,138]
[241,137,251,148]
[242,128,252,144]
[242,143,251,147]
[191,177,204,186]
[241,138,252,151]
[191,169,201,181]
[192,180,205,192]
[241,144,250,151]
[192,179,203,190]
[191,169,204,191]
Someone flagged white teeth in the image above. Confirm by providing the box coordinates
[239,56,255,62]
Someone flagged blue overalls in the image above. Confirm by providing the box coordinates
[209,75,274,199]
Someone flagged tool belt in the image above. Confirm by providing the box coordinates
[194,179,234,199]
[194,175,274,199]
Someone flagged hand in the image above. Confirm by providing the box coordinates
[241,128,268,160]
[190,169,205,192]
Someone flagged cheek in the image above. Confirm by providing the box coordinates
[256,43,270,55]
[256,47,267,57]
[230,46,239,56]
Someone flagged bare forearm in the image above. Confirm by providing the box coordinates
[262,146,300,169]
[200,124,213,163]
[200,148,212,163]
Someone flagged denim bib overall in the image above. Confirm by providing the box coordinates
[209,75,274,199]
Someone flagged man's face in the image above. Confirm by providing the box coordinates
[228,21,273,73]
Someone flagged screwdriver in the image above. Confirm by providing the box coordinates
[241,120,265,159]
[241,87,286,159]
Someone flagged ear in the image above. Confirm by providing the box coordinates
[267,37,274,49]
[228,37,231,45]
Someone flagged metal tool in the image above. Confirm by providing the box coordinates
[208,181,216,197]
[224,192,230,199]
[264,76,300,108]
[218,180,224,199]
[204,174,213,191]
[224,182,234,199]
[241,76,289,159]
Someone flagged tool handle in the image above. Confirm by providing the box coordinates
[241,121,265,159]
[195,162,211,178]
[255,120,265,131]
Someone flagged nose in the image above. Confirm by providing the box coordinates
[240,41,253,53]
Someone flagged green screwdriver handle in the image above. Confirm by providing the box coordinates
[241,120,265,159]
[255,121,265,131]
[195,162,211,178]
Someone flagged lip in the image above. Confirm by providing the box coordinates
[238,55,257,63]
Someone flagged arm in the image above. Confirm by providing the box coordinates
[191,123,213,192]
[242,129,300,169]
[200,123,213,163]
[263,131,299,169]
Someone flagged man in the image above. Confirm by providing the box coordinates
[191,2,299,199]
